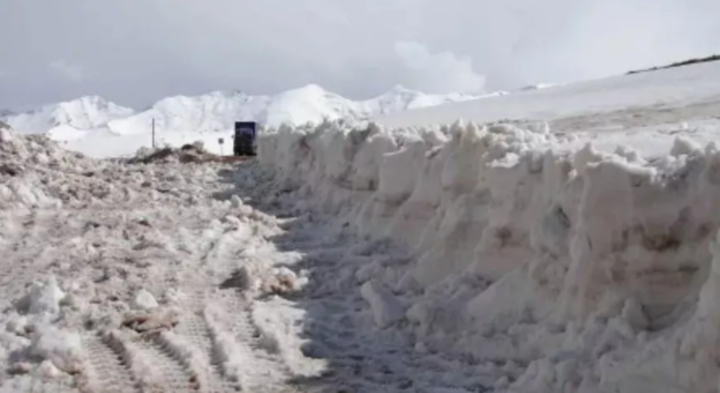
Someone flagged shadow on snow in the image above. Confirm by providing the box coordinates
[212,162,492,393]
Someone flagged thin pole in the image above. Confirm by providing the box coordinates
[151,118,156,148]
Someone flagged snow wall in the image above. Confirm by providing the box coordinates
[257,120,720,393]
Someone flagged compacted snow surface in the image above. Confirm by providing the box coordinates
[0,131,308,392]
[2,128,524,393]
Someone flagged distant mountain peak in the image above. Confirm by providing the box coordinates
[296,83,325,91]
[2,84,486,135]
[1,96,134,133]
[386,84,418,94]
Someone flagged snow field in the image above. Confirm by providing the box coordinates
[376,60,720,130]
[257,119,720,393]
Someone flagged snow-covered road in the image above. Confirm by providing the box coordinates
[0,132,498,393]
[0,134,298,392]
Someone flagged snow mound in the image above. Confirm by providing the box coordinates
[2,276,84,377]
[126,141,243,165]
[0,128,101,208]
[0,128,186,210]
[257,120,720,392]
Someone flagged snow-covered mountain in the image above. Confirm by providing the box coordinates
[2,96,135,134]
[2,85,492,136]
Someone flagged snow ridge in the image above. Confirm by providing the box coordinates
[2,96,134,135]
[2,85,488,136]
[256,120,720,393]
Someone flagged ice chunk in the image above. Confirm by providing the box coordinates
[29,326,83,373]
[15,277,66,318]
[132,289,159,310]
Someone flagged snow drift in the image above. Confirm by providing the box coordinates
[256,120,720,392]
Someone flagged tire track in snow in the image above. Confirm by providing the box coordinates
[204,291,295,393]
[168,225,248,392]
[130,333,201,393]
[171,313,242,392]
[195,215,298,392]
[155,214,292,392]
[80,333,140,393]
[78,215,236,393]
[84,330,203,393]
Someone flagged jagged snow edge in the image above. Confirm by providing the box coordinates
[254,119,720,393]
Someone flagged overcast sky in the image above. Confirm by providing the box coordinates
[1,0,719,109]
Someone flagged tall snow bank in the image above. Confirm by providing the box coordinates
[257,120,720,392]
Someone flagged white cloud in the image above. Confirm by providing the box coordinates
[49,59,85,82]
[394,41,486,94]
[1,0,719,108]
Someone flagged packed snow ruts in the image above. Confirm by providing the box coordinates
[0,132,292,392]
[80,333,139,393]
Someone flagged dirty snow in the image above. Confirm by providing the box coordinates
[0,131,301,392]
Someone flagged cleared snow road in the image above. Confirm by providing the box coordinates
[0,134,487,393]
[0,137,298,392]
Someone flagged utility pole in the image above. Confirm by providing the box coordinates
[151,118,156,149]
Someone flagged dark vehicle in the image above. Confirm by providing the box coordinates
[233,121,257,156]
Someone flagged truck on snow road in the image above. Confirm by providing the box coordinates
[233,121,257,157]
